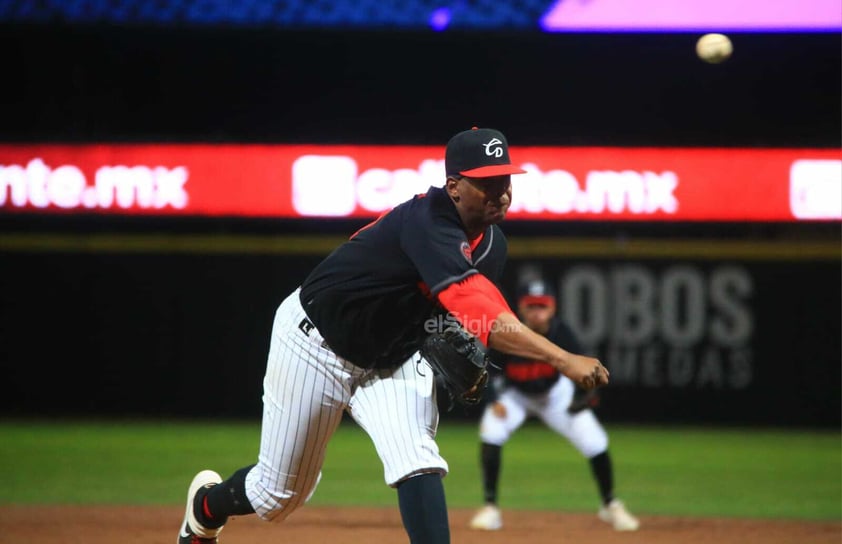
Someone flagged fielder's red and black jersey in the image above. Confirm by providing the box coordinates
[299,185,507,369]
[493,318,583,394]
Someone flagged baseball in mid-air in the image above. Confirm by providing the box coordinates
[696,33,733,64]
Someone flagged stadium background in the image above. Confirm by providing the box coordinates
[0,1,840,429]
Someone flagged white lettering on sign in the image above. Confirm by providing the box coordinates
[554,263,754,390]
[289,155,679,216]
[356,165,433,212]
[0,158,189,210]
[292,155,357,216]
[513,165,679,214]
[789,159,842,219]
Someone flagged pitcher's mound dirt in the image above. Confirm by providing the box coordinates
[0,505,839,544]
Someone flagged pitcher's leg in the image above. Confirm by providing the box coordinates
[397,473,450,544]
[179,292,349,542]
[349,355,450,543]
[350,356,448,485]
[245,295,350,521]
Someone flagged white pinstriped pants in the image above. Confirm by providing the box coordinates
[244,289,448,521]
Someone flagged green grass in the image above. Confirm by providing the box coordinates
[0,419,839,521]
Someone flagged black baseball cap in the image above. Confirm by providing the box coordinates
[445,127,527,178]
[516,279,557,307]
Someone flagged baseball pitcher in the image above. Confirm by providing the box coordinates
[176,128,609,544]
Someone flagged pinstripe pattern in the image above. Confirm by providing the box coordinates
[245,289,447,520]
[479,376,608,458]
[349,355,448,486]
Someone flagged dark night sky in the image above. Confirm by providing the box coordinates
[1,26,839,148]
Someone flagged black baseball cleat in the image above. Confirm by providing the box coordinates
[177,470,224,544]
[177,520,218,544]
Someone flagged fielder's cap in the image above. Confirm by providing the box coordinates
[445,127,527,178]
[516,279,556,306]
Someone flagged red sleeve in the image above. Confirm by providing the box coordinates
[436,274,513,346]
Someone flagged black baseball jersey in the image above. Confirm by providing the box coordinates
[493,317,583,394]
[299,186,507,369]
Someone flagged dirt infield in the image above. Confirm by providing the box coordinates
[0,505,839,544]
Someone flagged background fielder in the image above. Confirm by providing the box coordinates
[469,278,640,532]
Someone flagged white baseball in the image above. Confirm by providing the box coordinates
[696,33,733,64]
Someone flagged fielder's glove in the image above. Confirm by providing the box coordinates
[567,386,601,414]
[420,320,490,407]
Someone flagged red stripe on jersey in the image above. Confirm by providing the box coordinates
[505,361,558,382]
[349,209,390,240]
[468,232,484,252]
[437,274,512,346]
[351,192,428,239]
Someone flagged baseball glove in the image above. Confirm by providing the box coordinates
[420,320,490,407]
[567,386,601,414]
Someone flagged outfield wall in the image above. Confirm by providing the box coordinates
[1,233,838,427]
